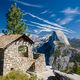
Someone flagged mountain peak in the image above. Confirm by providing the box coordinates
[49,30,70,46]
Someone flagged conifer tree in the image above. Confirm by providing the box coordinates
[2,3,28,34]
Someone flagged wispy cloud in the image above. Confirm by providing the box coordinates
[59,16,73,25]
[28,23,51,30]
[33,29,40,33]
[33,26,53,34]
[31,21,51,29]
[29,21,74,33]
[12,0,43,8]
[56,18,61,22]
[39,28,53,33]
[58,7,80,25]
[23,12,74,34]
[40,10,55,15]
[34,25,74,34]
[28,23,52,34]
[40,10,49,14]
[50,14,55,18]
[40,10,56,18]
[30,21,64,30]
[61,7,80,15]
[23,12,66,29]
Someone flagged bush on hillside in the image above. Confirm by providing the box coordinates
[0,70,37,80]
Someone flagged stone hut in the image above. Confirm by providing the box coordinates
[0,34,46,75]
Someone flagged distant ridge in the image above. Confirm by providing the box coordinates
[69,38,80,48]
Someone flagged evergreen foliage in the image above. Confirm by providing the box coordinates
[53,48,61,61]
[2,3,28,34]
[73,53,80,62]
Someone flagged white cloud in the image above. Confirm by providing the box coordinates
[28,24,52,34]
[35,27,53,33]
[34,30,39,33]
[31,21,63,30]
[39,28,53,32]
[59,16,73,25]
[58,7,80,25]
[40,10,55,15]
[35,25,74,34]
[50,14,55,18]
[23,12,74,34]
[30,21,74,33]
[56,18,61,22]
[33,27,53,34]
[31,21,51,29]
[13,0,43,8]
[40,10,49,14]
[61,7,80,15]
[24,12,66,29]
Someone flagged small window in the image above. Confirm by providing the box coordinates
[18,45,28,57]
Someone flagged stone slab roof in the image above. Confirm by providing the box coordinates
[0,34,34,48]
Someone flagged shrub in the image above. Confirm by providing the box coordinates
[0,70,37,80]
[75,66,80,75]
[53,48,61,61]
[73,53,80,62]
[3,70,29,80]
[29,74,37,80]
[0,76,3,80]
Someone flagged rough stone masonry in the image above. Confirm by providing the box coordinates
[0,34,46,75]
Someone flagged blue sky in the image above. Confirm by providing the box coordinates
[1,0,80,38]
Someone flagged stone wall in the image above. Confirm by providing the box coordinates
[3,39,34,75]
[34,54,46,73]
[0,48,4,75]
[3,39,46,75]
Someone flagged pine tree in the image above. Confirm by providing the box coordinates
[2,3,28,34]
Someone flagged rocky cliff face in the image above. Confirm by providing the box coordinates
[50,47,78,70]
[34,30,70,65]
[32,30,80,71]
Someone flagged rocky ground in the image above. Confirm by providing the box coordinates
[54,70,80,80]
[36,66,55,80]
[36,66,80,80]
